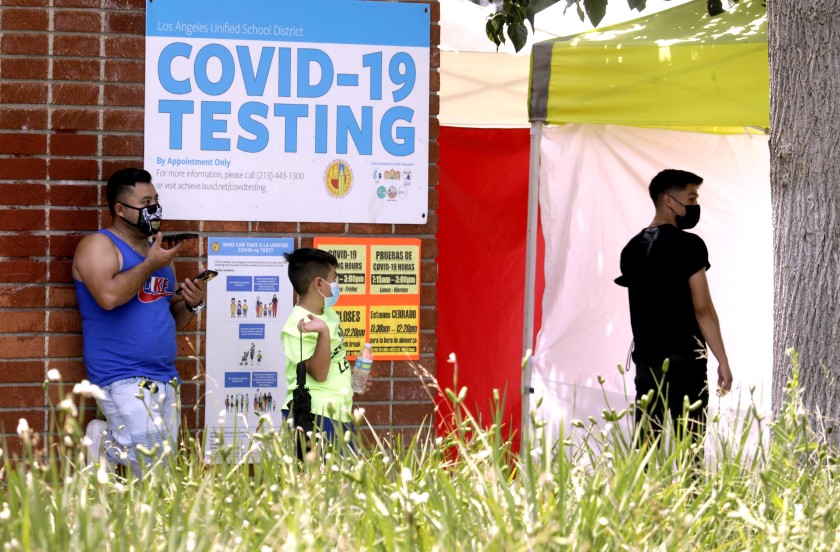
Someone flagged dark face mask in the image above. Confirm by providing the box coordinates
[668,195,700,230]
[119,202,162,236]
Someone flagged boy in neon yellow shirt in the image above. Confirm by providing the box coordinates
[281,248,356,438]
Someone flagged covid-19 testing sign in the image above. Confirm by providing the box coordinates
[144,0,430,223]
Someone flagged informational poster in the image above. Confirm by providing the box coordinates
[313,237,420,360]
[145,0,430,224]
[205,236,294,462]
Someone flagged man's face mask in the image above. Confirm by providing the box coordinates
[119,202,162,236]
[317,278,341,308]
[668,195,700,230]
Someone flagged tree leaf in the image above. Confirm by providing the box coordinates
[627,0,646,11]
[583,0,608,27]
[576,1,585,22]
[707,0,725,16]
[485,18,502,47]
[507,21,529,53]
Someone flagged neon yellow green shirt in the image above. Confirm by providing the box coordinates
[282,305,353,423]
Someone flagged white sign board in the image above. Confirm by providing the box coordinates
[205,236,294,462]
[145,0,430,224]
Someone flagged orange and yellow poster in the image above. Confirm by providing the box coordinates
[314,237,420,360]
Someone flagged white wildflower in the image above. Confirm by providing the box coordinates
[0,504,9,521]
[47,368,62,382]
[73,380,105,400]
[448,352,456,363]
[59,398,78,417]
[401,467,412,483]
[409,492,429,504]
[16,418,30,439]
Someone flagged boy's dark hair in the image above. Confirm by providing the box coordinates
[648,169,703,204]
[283,248,338,295]
[106,168,153,215]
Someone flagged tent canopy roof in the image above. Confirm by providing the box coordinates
[529,0,768,129]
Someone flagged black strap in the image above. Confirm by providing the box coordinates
[296,330,307,387]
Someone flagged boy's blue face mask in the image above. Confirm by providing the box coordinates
[318,279,340,308]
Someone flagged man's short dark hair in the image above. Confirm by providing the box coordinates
[283,248,338,295]
[648,169,703,204]
[106,168,152,215]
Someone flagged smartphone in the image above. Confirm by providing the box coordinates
[175,269,218,294]
[162,232,199,245]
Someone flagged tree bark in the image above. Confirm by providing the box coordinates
[769,0,840,433]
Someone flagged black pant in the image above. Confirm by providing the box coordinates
[633,354,709,445]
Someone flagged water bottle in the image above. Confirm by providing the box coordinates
[351,343,373,394]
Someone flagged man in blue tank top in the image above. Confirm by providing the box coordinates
[72,168,207,477]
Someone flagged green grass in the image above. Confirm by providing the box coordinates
[2,352,839,551]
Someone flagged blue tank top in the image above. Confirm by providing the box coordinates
[73,229,178,387]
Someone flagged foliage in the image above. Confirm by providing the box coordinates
[1,353,839,550]
[485,0,740,53]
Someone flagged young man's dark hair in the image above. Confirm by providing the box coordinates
[105,168,153,215]
[283,248,338,295]
[648,169,703,204]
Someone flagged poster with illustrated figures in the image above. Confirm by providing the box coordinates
[205,236,294,462]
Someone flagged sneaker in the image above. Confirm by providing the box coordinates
[85,419,107,463]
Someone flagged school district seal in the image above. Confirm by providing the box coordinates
[324,160,353,198]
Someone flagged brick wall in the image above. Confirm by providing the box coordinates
[0,0,440,454]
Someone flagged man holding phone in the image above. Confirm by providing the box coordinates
[72,167,207,477]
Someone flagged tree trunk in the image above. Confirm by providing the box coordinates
[769,0,840,433]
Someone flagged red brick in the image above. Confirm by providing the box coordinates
[47,310,81,333]
[0,361,45,384]
[54,35,100,57]
[103,135,142,157]
[48,335,83,358]
[49,260,74,283]
[48,286,78,308]
[50,134,98,157]
[0,208,45,230]
[1,58,48,80]
[104,84,143,107]
[428,188,438,210]
[55,10,102,33]
[431,47,440,70]
[430,2,440,22]
[180,383,198,405]
[104,60,144,83]
[50,184,98,206]
[347,223,394,234]
[2,0,48,5]
[356,379,391,402]
[49,159,99,180]
[54,59,101,81]
[359,404,390,426]
[0,260,47,283]
[428,165,438,186]
[102,161,144,179]
[420,308,436,329]
[421,260,437,283]
[0,33,48,55]
[393,359,436,378]
[3,8,49,30]
[201,221,248,232]
[104,36,144,59]
[301,222,346,233]
[0,285,45,308]
[52,109,99,131]
[0,108,48,130]
[46,359,86,382]
[104,0,145,8]
[53,83,100,106]
[429,117,440,140]
[0,235,47,257]
[430,95,440,116]
[252,221,298,233]
[0,336,45,359]
[392,401,435,426]
[0,184,47,206]
[430,71,440,94]
[0,311,45,333]
[393,381,436,402]
[106,12,144,35]
[175,358,200,381]
[162,220,200,232]
[0,411,46,434]
[420,284,435,306]
[420,237,436,259]
[0,82,48,104]
[0,133,47,155]
[49,234,85,257]
[103,109,143,132]
[56,0,101,6]
[177,334,202,358]
[420,333,435,354]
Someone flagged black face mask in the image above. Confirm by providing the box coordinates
[668,196,700,230]
[119,202,162,236]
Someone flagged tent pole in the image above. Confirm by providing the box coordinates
[521,121,542,458]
